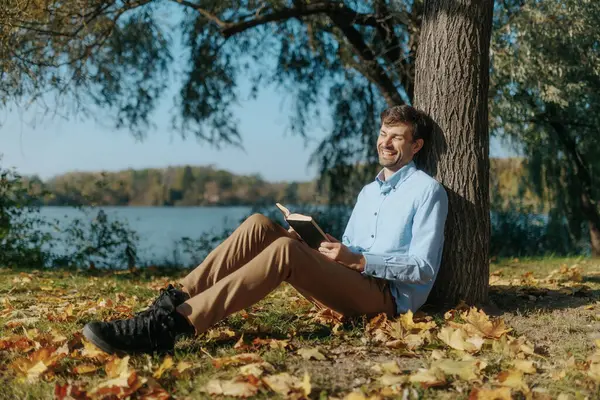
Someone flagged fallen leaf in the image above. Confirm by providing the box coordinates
[437,327,482,353]
[263,372,311,398]
[205,328,237,341]
[73,364,100,375]
[513,360,536,374]
[153,356,174,379]
[173,360,195,376]
[371,360,402,375]
[468,386,512,400]
[432,358,480,381]
[496,369,529,392]
[137,377,171,400]
[81,340,109,361]
[205,378,259,398]
[459,307,512,339]
[398,310,437,332]
[379,374,408,386]
[239,362,275,377]
[26,360,47,383]
[409,366,446,388]
[212,353,263,369]
[54,382,90,400]
[88,369,146,399]
[297,347,326,361]
[105,356,130,379]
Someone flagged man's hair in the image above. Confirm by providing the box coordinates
[380,105,430,143]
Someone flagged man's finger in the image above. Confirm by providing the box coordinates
[320,241,337,248]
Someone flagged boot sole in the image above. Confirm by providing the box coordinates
[83,324,127,356]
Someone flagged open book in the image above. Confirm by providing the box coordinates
[275,203,329,250]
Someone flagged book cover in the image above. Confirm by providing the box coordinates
[275,203,329,250]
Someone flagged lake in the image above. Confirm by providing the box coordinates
[38,206,255,266]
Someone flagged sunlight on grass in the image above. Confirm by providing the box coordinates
[1,258,600,399]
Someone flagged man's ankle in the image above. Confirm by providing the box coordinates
[173,310,195,336]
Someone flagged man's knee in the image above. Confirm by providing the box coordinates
[244,213,274,229]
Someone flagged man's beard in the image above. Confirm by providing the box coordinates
[378,152,404,169]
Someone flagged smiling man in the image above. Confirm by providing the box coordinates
[83,105,449,355]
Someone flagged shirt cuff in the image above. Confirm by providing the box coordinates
[362,253,387,278]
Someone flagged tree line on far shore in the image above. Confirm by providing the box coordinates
[19,158,536,209]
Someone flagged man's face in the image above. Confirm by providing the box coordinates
[377,123,423,171]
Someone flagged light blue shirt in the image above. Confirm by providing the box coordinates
[342,161,448,314]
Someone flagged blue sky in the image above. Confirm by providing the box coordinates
[0,82,332,182]
[0,85,513,183]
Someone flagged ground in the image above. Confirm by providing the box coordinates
[1,258,600,399]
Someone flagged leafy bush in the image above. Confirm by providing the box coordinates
[0,166,54,267]
[1,161,140,269]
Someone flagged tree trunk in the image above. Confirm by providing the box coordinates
[413,0,494,305]
[581,192,600,257]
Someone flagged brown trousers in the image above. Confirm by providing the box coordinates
[177,214,396,333]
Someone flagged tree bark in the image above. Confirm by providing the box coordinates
[413,0,493,305]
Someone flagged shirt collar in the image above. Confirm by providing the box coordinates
[376,161,417,193]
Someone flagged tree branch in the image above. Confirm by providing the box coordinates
[328,14,403,106]
[171,1,382,37]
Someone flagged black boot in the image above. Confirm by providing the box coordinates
[145,284,190,311]
[82,296,195,355]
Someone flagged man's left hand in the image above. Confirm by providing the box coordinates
[318,234,366,272]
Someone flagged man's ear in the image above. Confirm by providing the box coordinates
[412,138,424,155]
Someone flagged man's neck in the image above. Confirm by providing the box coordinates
[382,168,397,181]
[381,160,414,181]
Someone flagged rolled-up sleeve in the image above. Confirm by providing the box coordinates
[362,184,448,283]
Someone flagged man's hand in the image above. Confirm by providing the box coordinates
[318,234,366,272]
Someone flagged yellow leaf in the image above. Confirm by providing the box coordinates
[432,358,479,381]
[81,339,109,360]
[239,362,274,377]
[153,356,174,379]
[409,366,446,388]
[399,310,437,332]
[73,364,100,375]
[205,378,259,398]
[371,360,402,375]
[263,372,309,397]
[469,386,512,400]
[105,356,130,379]
[297,347,326,361]
[437,327,481,353]
[89,369,146,398]
[175,360,194,374]
[513,360,536,374]
[206,327,237,341]
[497,369,529,392]
[212,353,263,369]
[587,362,600,382]
[460,307,512,339]
[301,371,312,397]
[27,360,47,383]
[379,374,408,386]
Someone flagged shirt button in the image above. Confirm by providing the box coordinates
[371,234,374,238]
[374,212,377,216]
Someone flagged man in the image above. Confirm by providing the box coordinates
[83,105,448,355]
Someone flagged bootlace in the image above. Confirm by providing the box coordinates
[134,287,171,317]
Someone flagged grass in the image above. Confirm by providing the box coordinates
[1,257,600,399]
